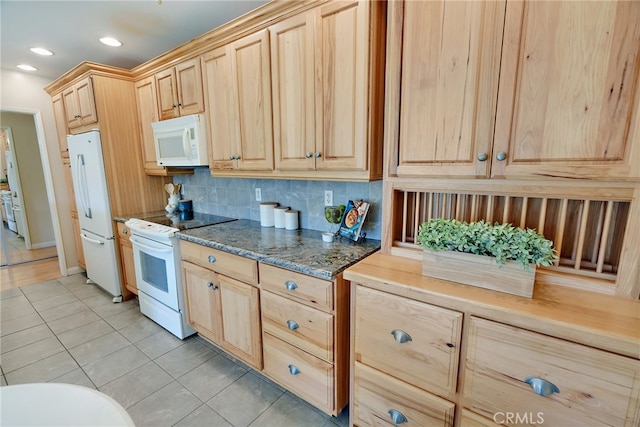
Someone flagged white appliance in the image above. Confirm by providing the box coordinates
[1,190,16,233]
[4,151,25,236]
[68,131,123,301]
[125,218,196,339]
[151,114,208,167]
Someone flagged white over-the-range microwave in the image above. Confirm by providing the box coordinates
[152,114,208,167]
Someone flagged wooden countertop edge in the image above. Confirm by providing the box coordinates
[344,253,640,359]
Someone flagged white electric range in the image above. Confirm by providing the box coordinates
[124,214,235,339]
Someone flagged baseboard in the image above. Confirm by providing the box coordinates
[31,241,56,249]
[66,266,85,275]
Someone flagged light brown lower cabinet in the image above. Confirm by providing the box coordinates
[116,222,137,296]
[346,253,640,427]
[181,260,262,370]
[70,211,85,269]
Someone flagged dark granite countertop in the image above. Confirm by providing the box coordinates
[176,219,380,280]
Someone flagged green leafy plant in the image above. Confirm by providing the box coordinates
[416,218,557,270]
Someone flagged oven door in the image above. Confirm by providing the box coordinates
[129,234,180,310]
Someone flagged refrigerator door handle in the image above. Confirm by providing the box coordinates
[76,154,92,219]
[81,233,104,245]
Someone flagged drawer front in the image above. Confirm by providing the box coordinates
[116,222,131,241]
[180,240,258,284]
[465,317,640,427]
[353,362,455,427]
[354,286,462,397]
[260,263,333,310]
[459,409,498,426]
[262,291,334,362]
[263,333,334,413]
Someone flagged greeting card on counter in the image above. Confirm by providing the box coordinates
[338,200,370,242]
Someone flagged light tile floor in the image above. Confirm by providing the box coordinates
[0,273,349,427]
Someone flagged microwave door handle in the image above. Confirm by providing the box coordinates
[183,127,191,160]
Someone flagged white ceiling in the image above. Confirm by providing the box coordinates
[1,0,269,80]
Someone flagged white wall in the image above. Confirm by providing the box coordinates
[0,111,54,247]
[0,69,78,272]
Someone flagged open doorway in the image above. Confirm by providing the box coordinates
[0,113,56,267]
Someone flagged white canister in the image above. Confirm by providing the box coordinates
[285,209,299,230]
[260,202,278,227]
[274,206,288,229]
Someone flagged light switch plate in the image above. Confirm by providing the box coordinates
[255,188,262,202]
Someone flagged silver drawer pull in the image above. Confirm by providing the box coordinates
[208,255,216,263]
[388,409,408,424]
[285,280,298,291]
[524,377,559,396]
[288,364,300,375]
[390,330,412,344]
[207,282,218,290]
[286,320,299,330]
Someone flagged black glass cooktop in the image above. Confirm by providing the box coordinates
[138,211,236,231]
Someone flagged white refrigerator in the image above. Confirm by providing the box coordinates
[68,131,122,300]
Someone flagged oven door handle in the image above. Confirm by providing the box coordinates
[130,235,174,253]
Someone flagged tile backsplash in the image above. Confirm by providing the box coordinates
[174,168,383,240]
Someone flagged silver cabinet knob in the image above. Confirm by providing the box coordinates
[388,409,408,424]
[314,152,321,158]
[477,152,488,162]
[285,280,298,291]
[390,330,412,344]
[123,228,128,234]
[207,282,218,290]
[288,364,301,375]
[229,155,235,160]
[524,377,559,396]
[208,255,216,263]
[286,320,299,330]
[235,155,241,160]
[305,152,312,158]
[496,152,507,161]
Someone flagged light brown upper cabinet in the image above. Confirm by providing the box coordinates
[52,93,69,158]
[155,58,205,120]
[270,0,385,180]
[61,76,98,129]
[388,0,640,180]
[203,30,274,172]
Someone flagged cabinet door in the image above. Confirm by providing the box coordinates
[156,68,179,120]
[52,93,69,158]
[119,240,137,296]
[182,261,223,344]
[314,1,370,171]
[202,46,238,171]
[230,30,274,171]
[175,58,204,116]
[62,86,81,129]
[135,77,165,175]
[62,159,76,213]
[270,12,316,171]
[70,211,85,269]
[75,77,98,126]
[493,1,640,180]
[394,0,504,177]
[219,274,262,369]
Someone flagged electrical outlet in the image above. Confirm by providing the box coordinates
[324,190,333,206]
[255,188,262,202]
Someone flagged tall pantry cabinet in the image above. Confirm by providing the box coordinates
[46,62,170,292]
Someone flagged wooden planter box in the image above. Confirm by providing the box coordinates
[422,250,535,298]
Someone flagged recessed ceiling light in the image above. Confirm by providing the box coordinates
[30,47,54,56]
[17,64,38,71]
[99,37,122,47]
